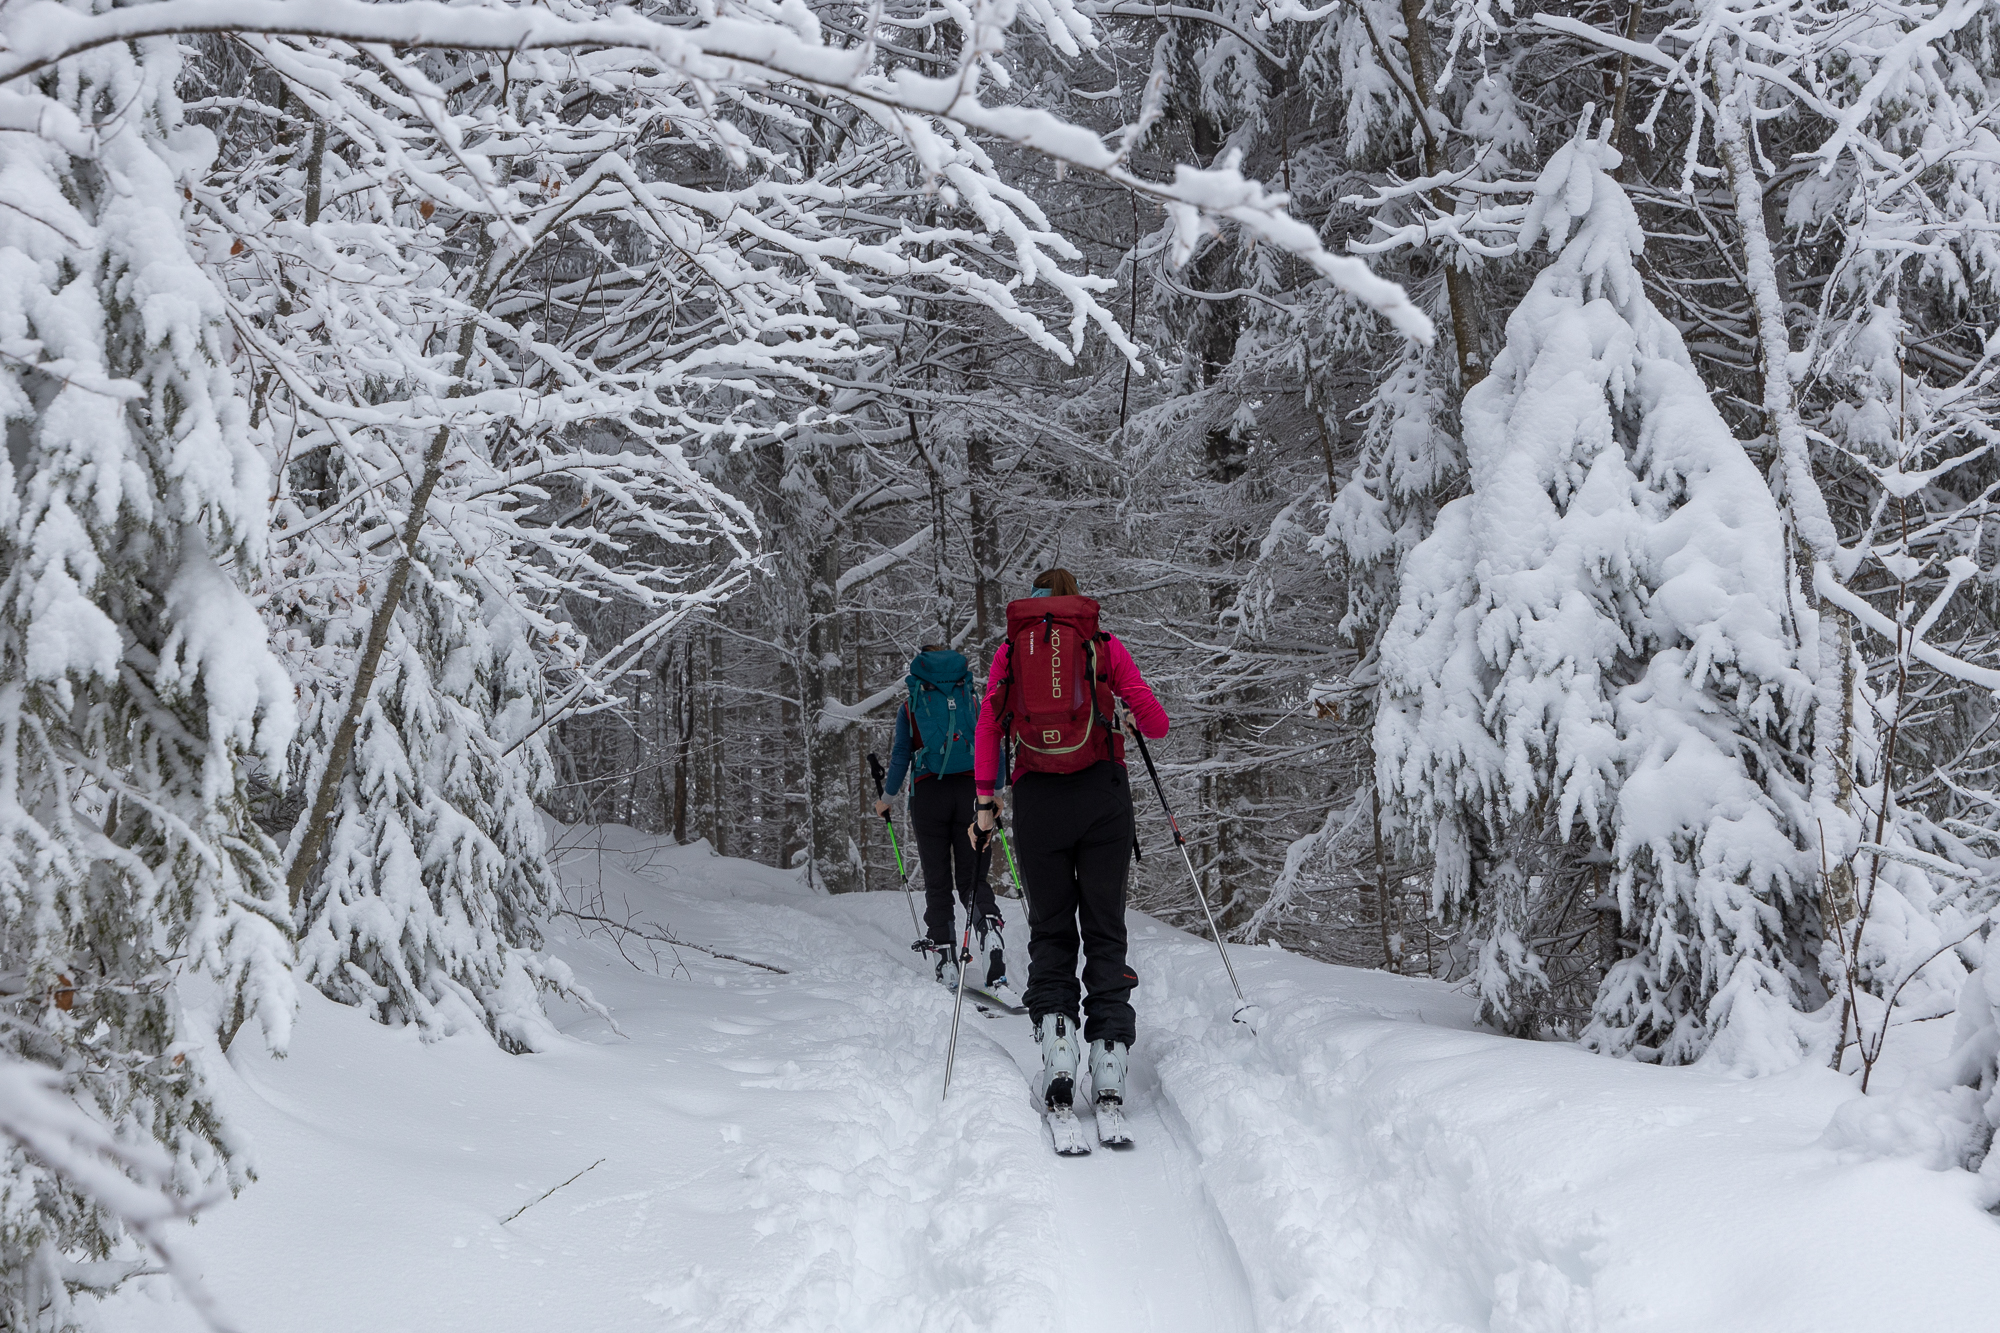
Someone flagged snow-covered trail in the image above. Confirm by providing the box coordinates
[826,885,1257,1331]
[101,825,2000,1333]
[978,997,1256,1332]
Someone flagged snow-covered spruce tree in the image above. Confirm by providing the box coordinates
[0,32,295,1329]
[1376,124,1823,1065]
[285,535,588,1051]
[196,31,786,1031]
[1323,342,1463,667]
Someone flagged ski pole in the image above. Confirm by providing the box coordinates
[941,918,974,1099]
[1129,728,1254,1025]
[868,753,923,939]
[999,827,1022,893]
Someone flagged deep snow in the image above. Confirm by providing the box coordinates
[104,825,1999,1332]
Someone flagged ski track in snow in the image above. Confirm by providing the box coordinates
[101,825,2000,1333]
[980,1006,1256,1333]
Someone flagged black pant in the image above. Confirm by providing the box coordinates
[909,772,997,945]
[1012,761,1136,1045]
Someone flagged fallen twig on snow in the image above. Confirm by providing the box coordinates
[501,1158,606,1225]
[555,905,789,976]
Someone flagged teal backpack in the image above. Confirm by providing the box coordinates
[905,649,976,777]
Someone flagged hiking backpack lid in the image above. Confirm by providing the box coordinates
[1000,595,1119,776]
[905,648,975,777]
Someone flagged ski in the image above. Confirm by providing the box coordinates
[1091,1099,1133,1148]
[963,983,1026,1014]
[1046,1106,1091,1156]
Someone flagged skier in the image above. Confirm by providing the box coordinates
[877,644,1013,998]
[971,569,1168,1134]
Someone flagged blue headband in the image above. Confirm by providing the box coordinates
[1030,587,1053,597]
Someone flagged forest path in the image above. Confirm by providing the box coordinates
[978,1000,1259,1332]
[100,824,2000,1333]
[833,882,1260,1333]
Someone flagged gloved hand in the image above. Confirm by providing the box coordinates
[969,797,998,852]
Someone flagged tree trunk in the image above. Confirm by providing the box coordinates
[779,654,805,873]
[910,412,955,640]
[1345,0,1485,388]
[803,464,855,892]
[1714,58,1847,1000]
[853,608,871,893]
[967,432,1000,647]
[1373,781,1398,971]
[284,309,484,906]
[705,627,725,855]
[673,641,692,845]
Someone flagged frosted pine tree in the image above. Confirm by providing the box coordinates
[1376,122,1822,1066]
[287,537,592,1053]
[1323,344,1462,654]
[0,32,295,1329]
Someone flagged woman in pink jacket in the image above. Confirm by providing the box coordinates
[970,568,1168,1116]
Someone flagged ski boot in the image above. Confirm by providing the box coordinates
[1088,1039,1128,1106]
[976,913,1008,988]
[1033,1013,1081,1109]
[911,937,953,989]
[1088,1038,1134,1147]
[975,913,1023,1007]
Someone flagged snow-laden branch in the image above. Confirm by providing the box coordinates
[1809,0,1989,172]
[834,527,933,597]
[818,679,910,733]
[0,1061,236,1331]
[1531,13,1677,71]
[1077,1,1284,67]
[0,0,1431,343]
[505,568,758,758]
[1816,563,2000,694]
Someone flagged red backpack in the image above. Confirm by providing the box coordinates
[999,595,1122,776]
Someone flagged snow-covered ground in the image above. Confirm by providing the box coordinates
[106,827,1999,1333]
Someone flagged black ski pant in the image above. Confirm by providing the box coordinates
[1012,760,1136,1046]
[909,772,997,946]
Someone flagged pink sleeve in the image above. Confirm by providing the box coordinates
[1104,635,1168,739]
[974,643,1011,795]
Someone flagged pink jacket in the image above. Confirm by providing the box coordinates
[973,632,1168,794]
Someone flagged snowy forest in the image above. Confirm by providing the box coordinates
[4,0,2000,1327]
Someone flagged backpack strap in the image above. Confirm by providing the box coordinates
[996,640,1016,739]
[1085,635,1118,761]
[994,641,1016,784]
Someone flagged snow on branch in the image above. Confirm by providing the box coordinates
[818,680,910,732]
[834,528,934,598]
[1076,1,1284,67]
[0,0,1432,344]
[1807,0,1993,172]
[1530,13,1678,72]
[0,1061,237,1331]
[1815,565,2000,695]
